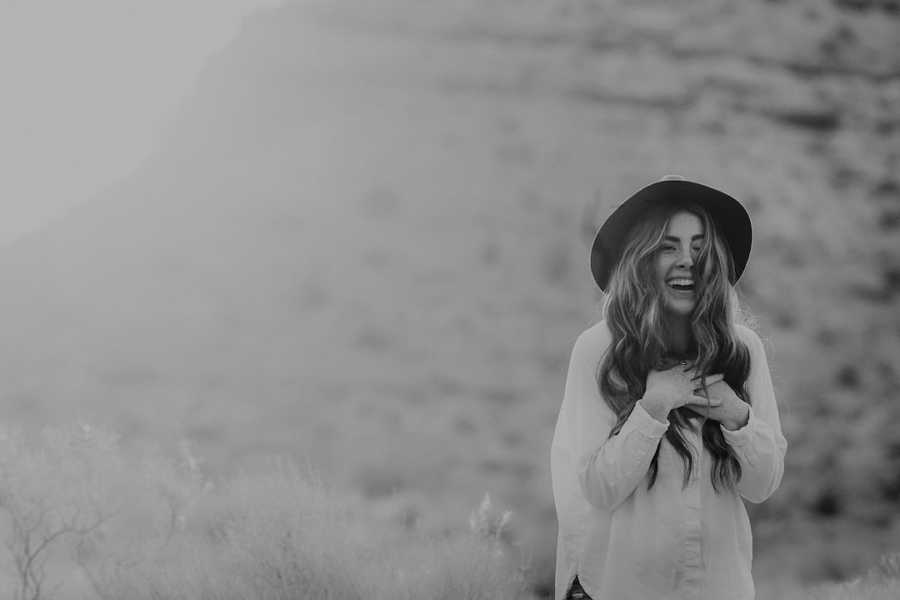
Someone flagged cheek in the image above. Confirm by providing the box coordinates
[654,255,670,279]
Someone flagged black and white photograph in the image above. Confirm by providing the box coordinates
[1,1,898,598]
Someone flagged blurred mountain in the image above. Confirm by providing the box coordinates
[0,0,897,591]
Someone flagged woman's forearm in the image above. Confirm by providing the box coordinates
[721,407,785,503]
[578,402,668,511]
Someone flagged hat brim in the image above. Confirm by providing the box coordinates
[590,180,752,291]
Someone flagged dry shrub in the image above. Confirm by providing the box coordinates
[0,425,527,600]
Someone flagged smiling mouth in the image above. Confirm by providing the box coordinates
[666,278,695,292]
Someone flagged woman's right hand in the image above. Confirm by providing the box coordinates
[641,366,724,420]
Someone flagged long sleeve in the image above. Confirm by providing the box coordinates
[553,324,669,513]
[720,325,788,503]
[578,400,670,511]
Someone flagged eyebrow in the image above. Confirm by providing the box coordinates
[663,235,705,242]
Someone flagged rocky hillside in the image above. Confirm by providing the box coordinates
[0,0,897,592]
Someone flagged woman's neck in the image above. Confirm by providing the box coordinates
[663,315,693,356]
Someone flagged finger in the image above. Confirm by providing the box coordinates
[692,372,724,385]
[687,395,722,407]
[692,384,722,395]
[691,382,721,394]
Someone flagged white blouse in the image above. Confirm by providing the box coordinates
[551,321,787,600]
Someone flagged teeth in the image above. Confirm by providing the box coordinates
[668,279,693,286]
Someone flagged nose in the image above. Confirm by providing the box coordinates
[676,247,694,268]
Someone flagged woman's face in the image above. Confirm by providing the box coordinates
[655,210,704,317]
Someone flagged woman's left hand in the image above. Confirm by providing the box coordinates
[687,375,750,431]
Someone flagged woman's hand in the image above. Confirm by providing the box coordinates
[641,366,724,421]
[687,377,751,430]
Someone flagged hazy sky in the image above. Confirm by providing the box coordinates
[0,0,282,245]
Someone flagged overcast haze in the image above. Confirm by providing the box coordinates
[0,0,280,244]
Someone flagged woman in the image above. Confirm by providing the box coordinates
[551,177,787,600]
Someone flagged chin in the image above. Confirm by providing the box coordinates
[663,301,695,317]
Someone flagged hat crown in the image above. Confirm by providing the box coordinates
[659,174,689,182]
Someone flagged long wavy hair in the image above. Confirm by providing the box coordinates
[597,201,752,493]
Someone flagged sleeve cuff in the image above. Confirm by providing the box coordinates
[720,406,756,445]
[627,401,670,438]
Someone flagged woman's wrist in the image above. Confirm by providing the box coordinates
[722,403,751,431]
[638,396,669,423]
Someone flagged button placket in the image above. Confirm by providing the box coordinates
[680,426,704,600]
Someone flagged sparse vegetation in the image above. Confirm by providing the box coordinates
[0,423,895,598]
[0,424,529,599]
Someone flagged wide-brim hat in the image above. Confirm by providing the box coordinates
[590,176,752,292]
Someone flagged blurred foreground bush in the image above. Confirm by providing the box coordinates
[0,422,897,600]
[0,424,528,600]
